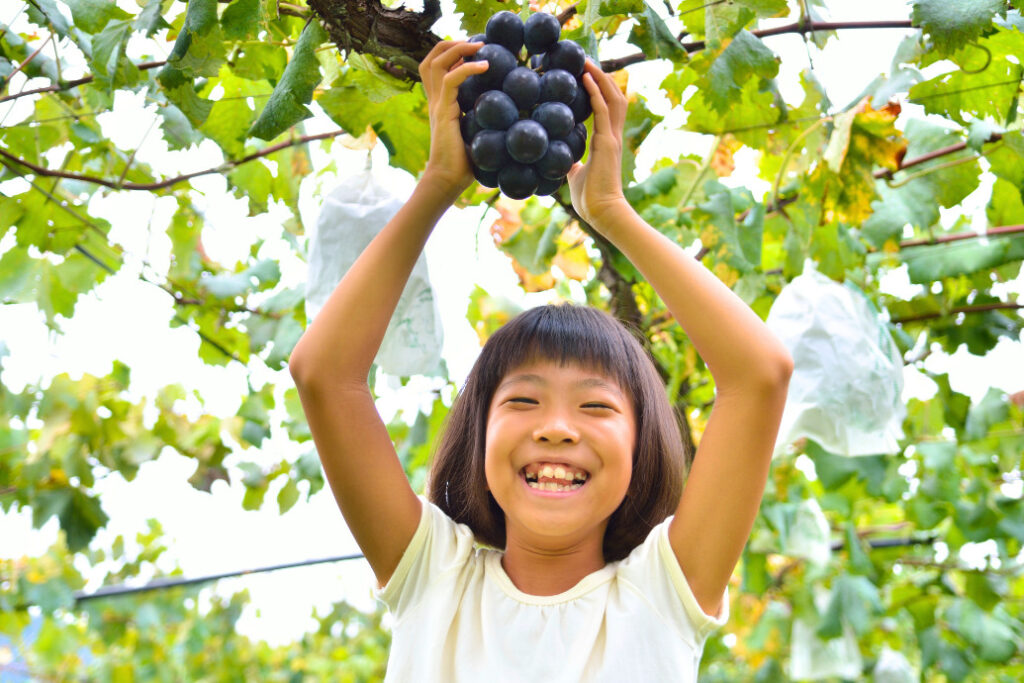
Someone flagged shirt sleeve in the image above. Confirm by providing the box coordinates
[374,496,478,620]
[618,517,730,642]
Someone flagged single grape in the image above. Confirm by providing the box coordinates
[468,33,487,44]
[473,164,500,188]
[535,175,564,195]
[506,119,549,164]
[535,140,573,179]
[498,163,540,199]
[529,54,544,70]
[563,127,586,162]
[568,84,592,122]
[475,43,517,88]
[542,40,586,77]
[485,11,524,56]
[502,67,540,110]
[470,129,510,171]
[524,12,560,55]
[531,101,574,139]
[539,69,578,104]
[460,110,481,143]
[457,74,487,112]
[474,90,518,130]
[574,121,588,140]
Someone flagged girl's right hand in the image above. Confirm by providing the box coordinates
[419,41,489,197]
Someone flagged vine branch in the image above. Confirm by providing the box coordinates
[0,129,346,191]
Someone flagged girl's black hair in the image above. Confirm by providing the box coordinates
[427,303,686,561]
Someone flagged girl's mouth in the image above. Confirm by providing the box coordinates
[521,463,589,493]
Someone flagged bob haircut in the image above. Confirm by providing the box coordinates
[428,303,687,562]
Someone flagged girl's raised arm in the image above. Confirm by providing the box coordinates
[288,41,487,587]
[567,61,793,618]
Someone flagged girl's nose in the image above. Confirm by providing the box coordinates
[533,415,580,444]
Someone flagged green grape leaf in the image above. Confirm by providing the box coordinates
[685,76,781,148]
[902,234,1024,283]
[816,574,883,638]
[248,20,327,140]
[221,0,262,40]
[909,28,1024,126]
[627,3,687,63]
[912,0,1006,54]
[454,0,513,35]
[987,177,1024,225]
[599,0,645,14]
[200,259,281,298]
[698,30,779,113]
[161,0,225,78]
[945,599,1018,663]
[986,129,1024,189]
[63,0,131,33]
[26,0,72,38]
[863,119,980,247]
[134,0,170,36]
[59,488,110,552]
[621,94,663,184]
[694,183,762,273]
[90,19,133,83]
[318,76,430,176]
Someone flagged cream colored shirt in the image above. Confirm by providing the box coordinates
[376,497,728,682]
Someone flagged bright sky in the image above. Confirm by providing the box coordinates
[1,0,1022,645]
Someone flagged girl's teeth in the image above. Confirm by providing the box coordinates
[527,480,583,492]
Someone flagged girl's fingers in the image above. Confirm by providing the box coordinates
[582,72,611,135]
[418,40,454,82]
[428,41,485,89]
[442,60,490,93]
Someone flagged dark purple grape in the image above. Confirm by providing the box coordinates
[457,74,487,112]
[524,13,560,55]
[502,67,540,110]
[473,164,499,188]
[460,111,481,143]
[475,43,517,88]
[535,140,573,179]
[574,121,588,140]
[529,54,544,70]
[506,119,549,164]
[539,69,578,104]
[535,176,563,195]
[542,40,586,77]
[531,101,574,139]
[498,163,540,199]
[474,90,518,130]
[563,127,585,162]
[468,34,487,44]
[485,11,524,56]
[568,84,592,122]
[470,130,510,171]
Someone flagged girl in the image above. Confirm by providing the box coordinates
[289,40,793,681]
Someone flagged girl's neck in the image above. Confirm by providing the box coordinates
[500,537,607,596]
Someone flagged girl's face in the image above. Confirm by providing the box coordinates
[484,359,636,554]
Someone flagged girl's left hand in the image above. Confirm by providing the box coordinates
[566,60,629,227]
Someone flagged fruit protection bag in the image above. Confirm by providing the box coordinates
[766,261,904,457]
[305,170,443,377]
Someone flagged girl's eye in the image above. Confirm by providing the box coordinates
[508,397,538,405]
[582,403,612,410]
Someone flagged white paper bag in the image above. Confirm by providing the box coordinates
[305,170,444,377]
[767,261,905,457]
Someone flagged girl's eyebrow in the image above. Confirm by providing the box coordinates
[498,373,625,396]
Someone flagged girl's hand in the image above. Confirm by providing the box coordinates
[419,41,488,198]
[566,60,630,227]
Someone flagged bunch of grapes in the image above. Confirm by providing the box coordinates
[458,11,592,199]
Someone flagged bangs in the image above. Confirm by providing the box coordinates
[475,305,641,397]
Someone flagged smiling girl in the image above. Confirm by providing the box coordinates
[289,40,793,681]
